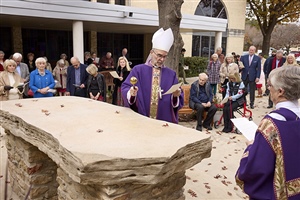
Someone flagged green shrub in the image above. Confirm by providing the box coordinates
[184,57,209,77]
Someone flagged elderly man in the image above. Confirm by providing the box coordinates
[121,28,184,124]
[12,52,30,97]
[215,47,224,64]
[100,52,114,71]
[66,57,88,97]
[240,46,261,109]
[266,50,286,108]
[189,73,217,131]
[263,49,277,96]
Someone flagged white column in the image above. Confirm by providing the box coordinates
[214,31,222,51]
[72,21,84,63]
[109,0,115,4]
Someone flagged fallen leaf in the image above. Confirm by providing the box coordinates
[187,189,197,197]
[115,111,120,114]
[60,105,64,108]
[186,176,191,180]
[32,99,38,102]
[220,160,224,163]
[214,174,221,179]
[227,192,232,196]
[208,163,212,165]
[207,190,211,194]
[190,168,194,171]
[192,180,198,182]
[162,123,169,127]
[234,187,238,191]
[41,109,49,113]
[96,129,103,133]
[15,103,22,107]
[224,156,227,159]
[228,154,232,156]
[222,166,228,170]
[227,141,231,144]
[212,146,216,149]
[205,185,211,189]
[221,180,228,186]
[216,131,222,135]
[205,170,208,172]
[230,136,236,139]
[223,175,227,179]
[45,112,50,116]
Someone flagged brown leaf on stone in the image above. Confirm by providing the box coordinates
[222,166,228,170]
[228,154,232,156]
[227,192,232,196]
[15,103,22,107]
[32,99,38,102]
[212,146,216,149]
[230,136,236,139]
[190,168,194,171]
[221,180,228,186]
[205,185,211,189]
[214,174,221,179]
[216,131,222,135]
[227,141,231,144]
[224,156,227,159]
[223,175,227,179]
[192,180,198,182]
[96,129,103,133]
[0,175,3,178]
[60,105,64,108]
[115,111,120,114]
[207,190,211,194]
[41,109,49,113]
[187,189,197,197]
[234,187,238,191]
[205,170,208,172]
[45,112,50,116]
[226,181,232,184]
[162,123,169,127]
[186,176,191,180]
[206,131,211,134]
[208,163,212,165]
[204,182,209,184]
[220,160,224,163]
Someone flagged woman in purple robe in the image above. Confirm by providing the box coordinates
[236,66,300,200]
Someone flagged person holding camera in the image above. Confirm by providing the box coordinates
[0,59,24,101]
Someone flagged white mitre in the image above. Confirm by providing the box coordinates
[152,28,174,52]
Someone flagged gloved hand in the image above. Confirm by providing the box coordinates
[4,86,13,90]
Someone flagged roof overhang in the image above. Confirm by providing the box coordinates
[0,0,227,34]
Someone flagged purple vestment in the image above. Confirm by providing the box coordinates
[236,108,300,200]
[121,64,183,123]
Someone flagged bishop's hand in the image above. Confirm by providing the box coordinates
[172,88,181,97]
[130,86,138,96]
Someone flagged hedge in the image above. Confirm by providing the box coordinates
[183,56,209,77]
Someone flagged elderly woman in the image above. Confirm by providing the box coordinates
[86,64,106,101]
[29,57,55,98]
[53,59,68,96]
[207,53,221,96]
[219,53,239,99]
[283,53,299,67]
[221,72,245,133]
[236,66,300,199]
[0,59,24,100]
[112,57,131,106]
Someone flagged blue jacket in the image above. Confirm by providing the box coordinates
[240,54,261,82]
[66,64,88,96]
[29,69,55,98]
[189,81,213,109]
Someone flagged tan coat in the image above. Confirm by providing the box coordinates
[0,71,23,101]
[219,62,239,83]
[52,65,68,88]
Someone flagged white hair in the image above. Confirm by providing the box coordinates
[13,52,22,60]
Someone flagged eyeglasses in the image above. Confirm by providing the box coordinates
[153,50,168,59]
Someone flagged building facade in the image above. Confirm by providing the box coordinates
[0,0,245,67]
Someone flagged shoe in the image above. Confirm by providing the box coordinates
[184,81,189,84]
[263,93,268,96]
[196,126,202,131]
[222,128,231,133]
[203,126,212,130]
[267,105,273,109]
[250,105,254,109]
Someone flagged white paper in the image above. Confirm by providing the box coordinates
[47,89,56,93]
[109,71,120,79]
[221,97,228,104]
[163,82,183,95]
[231,118,258,141]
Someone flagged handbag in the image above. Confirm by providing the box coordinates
[97,95,104,101]
[28,89,34,97]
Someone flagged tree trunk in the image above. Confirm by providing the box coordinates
[262,33,271,57]
[157,0,184,73]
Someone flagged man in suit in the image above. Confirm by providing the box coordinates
[262,49,276,96]
[66,57,88,97]
[266,50,286,108]
[240,46,261,109]
[12,52,30,97]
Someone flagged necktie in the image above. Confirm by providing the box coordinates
[249,55,253,65]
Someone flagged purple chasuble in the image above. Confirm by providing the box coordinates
[236,108,300,200]
[121,64,183,123]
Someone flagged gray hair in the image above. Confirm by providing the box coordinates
[211,53,218,58]
[269,66,300,101]
[13,52,22,60]
[35,57,46,65]
[86,64,98,76]
[276,50,284,55]
[199,72,208,80]
[58,59,65,65]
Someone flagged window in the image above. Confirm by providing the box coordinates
[192,0,227,57]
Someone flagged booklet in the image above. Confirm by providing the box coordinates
[109,71,120,79]
[163,82,183,95]
[231,118,258,141]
